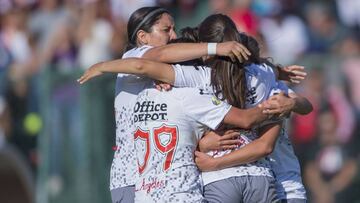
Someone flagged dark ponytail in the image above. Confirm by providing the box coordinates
[126,7,170,51]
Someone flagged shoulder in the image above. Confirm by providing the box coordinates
[122,45,154,59]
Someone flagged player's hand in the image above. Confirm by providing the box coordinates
[154,81,172,91]
[278,65,307,84]
[216,41,251,63]
[198,130,241,153]
[260,92,294,117]
[194,151,220,172]
[77,62,104,84]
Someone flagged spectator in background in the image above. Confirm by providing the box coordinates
[305,2,348,53]
[259,0,308,65]
[208,0,259,35]
[0,9,31,66]
[28,0,75,69]
[291,66,356,163]
[338,35,360,115]
[172,0,210,32]
[304,108,358,203]
[27,0,84,198]
[335,0,360,31]
[0,7,39,172]
[0,37,12,95]
[110,0,156,22]
[231,0,259,36]
[209,0,230,14]
[77,0,114,69]
[5,63,37,170]
[0,96,10,147]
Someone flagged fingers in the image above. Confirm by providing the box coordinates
[231,43,251,63]
[289,75,306,83]
[155,85,162,91]
[285,65,303,70]
[285,65,305,72]
[195,151,207,158]
[228,52,236,62]
[220,139,241,146]
[236,43,251,59]
[261,100,281,113]
[291,69,307,77]
[232,50,243,63]
[220,130,240,140]
[263,108,282,114]
[77,74,89,84]
[155,83,172,91]
[285,66,307,83]
[160,84,172,91]
[221,145,240,150]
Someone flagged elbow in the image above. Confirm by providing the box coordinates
[264,145,274,156]
[132,60,146,75]
[242,121,252,130]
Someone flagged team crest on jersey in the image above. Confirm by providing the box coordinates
[211,96,221,106]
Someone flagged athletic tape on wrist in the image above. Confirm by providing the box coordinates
[207,43,217,55]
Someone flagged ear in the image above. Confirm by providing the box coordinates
[136,30,149,45]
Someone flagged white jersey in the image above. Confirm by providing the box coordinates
[173,63,306,199]
[133,87,231,203]
[110,45,154,190]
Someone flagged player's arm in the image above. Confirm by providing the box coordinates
[208,93,303,130]
[195,122,282,171]
[262,92,313,116]
[222,104,272,129]
[77,58,176,84]
[142,42,251,63]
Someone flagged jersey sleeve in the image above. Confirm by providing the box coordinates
[122,45,154,59]
[173,65,211,88]
[118,45,154,81]
[181,89,231,130]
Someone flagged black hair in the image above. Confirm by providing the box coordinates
[126,7,171,51]
[166,27,203,67]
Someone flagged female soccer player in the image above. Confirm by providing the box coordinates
[108,7,251,203]
[79,14,311,203]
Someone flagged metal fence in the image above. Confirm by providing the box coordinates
[35,68,116,203]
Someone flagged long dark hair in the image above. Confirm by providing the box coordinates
[126,7,170,50]
[198,14,247,109]
[196,14,276,109]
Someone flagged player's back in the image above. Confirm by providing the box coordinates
[110,45,154,190]
[133,87,206,203]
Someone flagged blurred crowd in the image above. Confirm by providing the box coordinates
[0,0,359,203]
